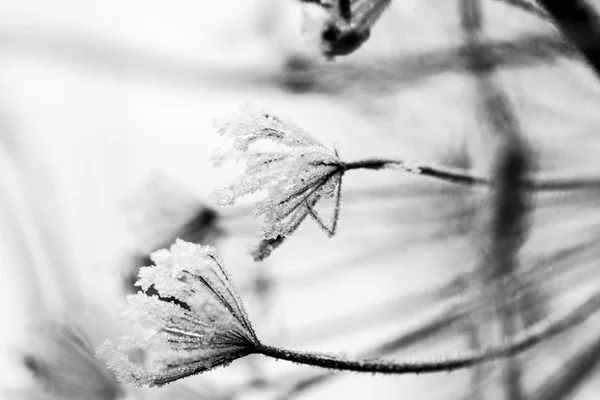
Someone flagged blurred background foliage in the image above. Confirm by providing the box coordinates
[1,0,600,399]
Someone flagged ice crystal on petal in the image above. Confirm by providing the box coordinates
[212,105,344,252]
[96,240,259,387]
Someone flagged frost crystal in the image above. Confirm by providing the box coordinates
[96,240,260,387]
[212,104,344,254]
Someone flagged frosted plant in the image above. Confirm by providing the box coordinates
[96,240,260,387]
[211,104,600,261]
[212,104,344,259]
[96,240,600,390]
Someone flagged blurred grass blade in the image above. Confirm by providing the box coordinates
[529,333,600,400]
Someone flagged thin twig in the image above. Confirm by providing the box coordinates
[343,158,488,185]
[278,306,465,400]
[252,293,600,374]
[232,268,599,400]
[343,157,600,191]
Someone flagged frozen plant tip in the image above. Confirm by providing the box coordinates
[96,240,260,387]
[212,104,344,259]
[97,241,600,387]
[211,104,494,261]
[211,104,492,260]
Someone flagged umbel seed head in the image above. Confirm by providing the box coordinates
[96,240,259,387]
[212,104,345,260]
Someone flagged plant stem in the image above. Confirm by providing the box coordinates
[255,343,475,374]
[343,158,488,185]
[343,157,600,191]
[279,306,466,400]
[252,292,600,375]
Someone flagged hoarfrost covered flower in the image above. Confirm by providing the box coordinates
[212,104,344,259]
[96,240,260,387]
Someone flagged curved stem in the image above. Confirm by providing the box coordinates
[343,158,487,185]
[343,157,600,191]
[252,293,600,375]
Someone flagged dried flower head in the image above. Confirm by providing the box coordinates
[212,104,344,259]
[24,321,123,400]
[96,240,260,387]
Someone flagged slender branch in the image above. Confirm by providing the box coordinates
[251,293,600,374]
[343,158,489,185]
[343,157,600,191]
[233,270,597,400]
